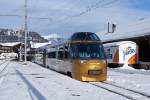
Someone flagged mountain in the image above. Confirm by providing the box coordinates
[0,28,48,43]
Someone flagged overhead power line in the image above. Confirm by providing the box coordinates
[0,14,53,21]
[32,0,119,32]
[0,0,119,33]
[43,0,119,30]
[62,0,119,21]
[0,14,21,17]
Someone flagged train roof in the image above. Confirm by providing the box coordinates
[36,32,102,50]
[31,42,50,49]
[0,42,23,47]
[70,32,100,41]
[97,19,150,43]
[49,32,102,46]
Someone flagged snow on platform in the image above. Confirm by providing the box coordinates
[0,61,127,100]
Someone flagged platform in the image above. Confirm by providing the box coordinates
[0,61,124,100]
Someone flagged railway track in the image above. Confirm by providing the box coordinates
[0,60,7,66]
[0,60,10,75]
[89,81,150,100]
[109,68,150,75]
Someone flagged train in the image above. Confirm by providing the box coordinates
[34,32,107,81]
[103,41,139,68]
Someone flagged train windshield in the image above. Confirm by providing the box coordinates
[70,43,105,59]
[71,32,100,41]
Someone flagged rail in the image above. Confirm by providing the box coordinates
[89,82,150,100]
[0,60,10,75]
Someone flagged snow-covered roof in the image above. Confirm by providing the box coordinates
[43,33,62,40]
[31,42,50,49]
[97,18,150,42]
[0,42,22,47]
[103,41,136,46]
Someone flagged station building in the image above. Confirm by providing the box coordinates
[97,19,150,69]
[0,42,24,59]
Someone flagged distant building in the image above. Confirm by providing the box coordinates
[97,19,150,69]
[0,42,23,53]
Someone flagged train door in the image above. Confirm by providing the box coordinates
[63,44,72,74]
[56,45,65,73]
[47,46,57,70]
[43,49,47,67]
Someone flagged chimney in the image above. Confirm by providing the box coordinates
[112,24,116,33]
[107,22,110,33]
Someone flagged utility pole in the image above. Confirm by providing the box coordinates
[24,0,28,64]
[108,22,110,33]
[20,45,22,61]
[18,30,22,61]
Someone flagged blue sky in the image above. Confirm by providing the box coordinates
[0,0,150,38]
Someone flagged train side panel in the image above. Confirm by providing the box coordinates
[34,54,44,65]
[119,42,138,67]
[46,49,72,74]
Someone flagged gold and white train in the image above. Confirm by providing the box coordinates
[34,32,107,81]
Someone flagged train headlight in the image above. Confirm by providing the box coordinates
[81,60,85,63]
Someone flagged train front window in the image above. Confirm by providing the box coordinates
[71,32,100,41]
[70,44,105,59]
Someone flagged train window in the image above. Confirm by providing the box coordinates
[64,51,70,59]
[64,45,70,59]
[71,32,100,41]
[104,47,113,59]
[71,33,86,40]
[70,45,78,59]
[58,51,63,59]
[70,43,105,59]
[87,33,100,41]
[48,52,56,58]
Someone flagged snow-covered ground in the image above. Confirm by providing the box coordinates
[0,60,6,64]
[108,67,150,93]
[0,60,8,73]
[0,61,150,100]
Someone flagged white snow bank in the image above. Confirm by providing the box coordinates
[0,42,22,47]
[30,42,50,49]
[120,64,134,70]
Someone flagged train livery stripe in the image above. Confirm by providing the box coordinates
[128,54,137,64]
[113,49,119,62]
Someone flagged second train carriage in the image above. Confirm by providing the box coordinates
[35,32,107,81]
[103,41,139,68]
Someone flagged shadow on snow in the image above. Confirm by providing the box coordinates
[16,70,46,100]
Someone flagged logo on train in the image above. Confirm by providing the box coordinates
[123,47,136,60]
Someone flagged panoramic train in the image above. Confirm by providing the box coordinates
[103,41,138,68]
[34,32,107,81]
